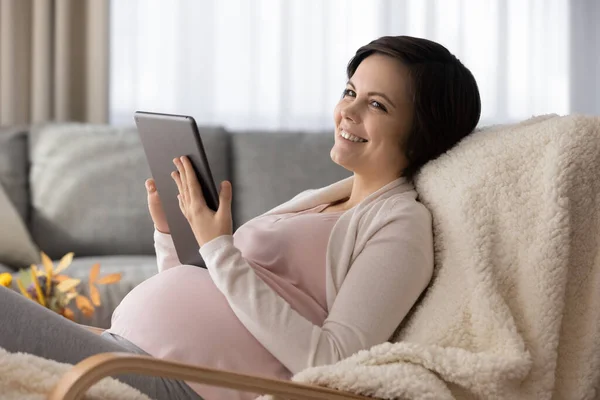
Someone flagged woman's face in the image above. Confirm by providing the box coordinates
[331,54,413,180]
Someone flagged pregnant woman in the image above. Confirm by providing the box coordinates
[0,35,481,400]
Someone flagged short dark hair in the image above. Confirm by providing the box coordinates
[347,36,481,180]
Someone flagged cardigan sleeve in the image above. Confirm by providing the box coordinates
[199,201,434,374]
[153,229,182,273]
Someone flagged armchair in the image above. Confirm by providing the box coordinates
[47,114,600,400]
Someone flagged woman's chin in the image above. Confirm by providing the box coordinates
[330,148,357,172]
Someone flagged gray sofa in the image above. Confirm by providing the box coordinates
[0,123,350,327]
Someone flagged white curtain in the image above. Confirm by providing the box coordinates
[110,0,595,131]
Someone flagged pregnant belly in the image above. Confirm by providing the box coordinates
[108,265,290,399]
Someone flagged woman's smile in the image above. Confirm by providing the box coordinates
[337,129,368,144]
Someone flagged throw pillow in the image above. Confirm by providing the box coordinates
[0,183,39,269]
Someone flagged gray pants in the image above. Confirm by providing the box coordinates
[0,286,202,400]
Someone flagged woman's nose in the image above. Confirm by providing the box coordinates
[340,102,360,123]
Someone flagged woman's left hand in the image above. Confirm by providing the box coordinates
[171,156,233,247]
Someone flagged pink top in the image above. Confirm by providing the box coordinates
[107,204,342,399]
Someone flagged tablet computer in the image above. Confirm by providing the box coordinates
[134,111,220,267]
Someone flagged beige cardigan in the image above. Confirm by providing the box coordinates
[200,176,434,374]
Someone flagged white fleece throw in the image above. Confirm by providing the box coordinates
[263,114,600,400]
[0,347,151,399]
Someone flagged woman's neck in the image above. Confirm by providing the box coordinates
[339,172,405,211]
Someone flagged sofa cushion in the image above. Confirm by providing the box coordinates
[0,126,29,222]
[231,131,351,228]
[28,124,230,259]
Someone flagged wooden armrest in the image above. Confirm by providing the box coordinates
[48,352,371,400]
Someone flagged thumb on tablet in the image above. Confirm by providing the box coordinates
[217,181,232,214]
[219,181,232,203]
[146,178,170,234]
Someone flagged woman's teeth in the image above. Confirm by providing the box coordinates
[340,130,367,143]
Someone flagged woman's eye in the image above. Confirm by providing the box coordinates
[342,89,356,98]
[370,101,387,112]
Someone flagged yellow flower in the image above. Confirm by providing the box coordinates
[88,263,122,307]
[16,251,75,304]
[40,251,74,279]
[30,265,46,307]
[13,251,121,320]
[0,273,12,287]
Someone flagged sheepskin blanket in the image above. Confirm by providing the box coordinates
[269,114,600,400]
[0,347,151,400]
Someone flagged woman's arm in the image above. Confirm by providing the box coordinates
[153,229,182,272]
[200,205,434,374]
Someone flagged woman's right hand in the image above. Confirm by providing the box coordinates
[145,178,170,234]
